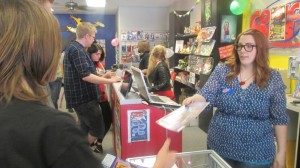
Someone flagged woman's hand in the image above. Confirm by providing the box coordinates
[272,152,286,168]
[182,94,206,105]
[153,138,177,168]
[182,96,195,105]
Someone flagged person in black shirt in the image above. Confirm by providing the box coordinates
[147,45,174,100]
[138,40,150,74]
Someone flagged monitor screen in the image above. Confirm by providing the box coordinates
[131,66,150,101]
[120,70,133,98]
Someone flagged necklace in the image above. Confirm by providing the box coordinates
[239,73,254,85]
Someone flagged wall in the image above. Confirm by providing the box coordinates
[117,7,169,32]
[55,14,116,69]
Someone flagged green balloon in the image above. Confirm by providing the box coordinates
[230,0,249,15]
[238,0,249,10]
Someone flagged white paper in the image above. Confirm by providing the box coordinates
[175,40,184,53]
[156,102,210,132]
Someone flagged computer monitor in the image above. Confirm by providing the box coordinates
[131,66,150,101]
[120,70,133,98]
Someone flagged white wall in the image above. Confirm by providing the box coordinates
[117,7,169,32]
[116,7,170,62]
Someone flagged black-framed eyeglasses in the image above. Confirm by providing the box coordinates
[234,44,257,52]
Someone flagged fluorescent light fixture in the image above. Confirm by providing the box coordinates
[86,0,106,7]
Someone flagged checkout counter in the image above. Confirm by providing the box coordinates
[108,82,182,160]
[286,95,300,168]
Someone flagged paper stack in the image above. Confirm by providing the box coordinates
[156,102,210,132]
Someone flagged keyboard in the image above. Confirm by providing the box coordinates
[131,86,138,92]
[150,96,164,103]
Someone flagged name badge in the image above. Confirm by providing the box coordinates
[222,88,234,94]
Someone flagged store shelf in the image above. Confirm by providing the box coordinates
[175,34,198,39]
[174,78,196,90]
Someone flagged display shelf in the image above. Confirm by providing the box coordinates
[127,150,231,168]
[175,34,198,39]
[174,67,212,76]
[117,30,169,64]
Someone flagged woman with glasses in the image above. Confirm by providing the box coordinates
[182,29,289,168]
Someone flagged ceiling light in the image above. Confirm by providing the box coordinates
[86,0,106,7]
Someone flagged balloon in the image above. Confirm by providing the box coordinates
[230,0,249,15]
[111,38,119,46]
[166,48,174,58]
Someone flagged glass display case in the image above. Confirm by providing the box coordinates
[126,150,231,168]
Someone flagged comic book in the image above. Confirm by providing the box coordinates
[200,26,216,42]
[156,102,210,132]
[200,40,215,56]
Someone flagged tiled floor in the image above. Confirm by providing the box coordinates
[57,88,208,161]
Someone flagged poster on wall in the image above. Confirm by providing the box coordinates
[218,44,234,59]
[204,0,212,27]
[96,39,106,54]
[250,2,300,48]
[220,15,237,43]
[127,109,150,143]
[269,4,286,41]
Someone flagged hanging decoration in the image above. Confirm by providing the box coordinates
[173,0,201,18]
[111,38,119,47]
[66,15,105,33]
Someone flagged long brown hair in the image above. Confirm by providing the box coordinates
[225,29,270,89]
[0,0,62,105]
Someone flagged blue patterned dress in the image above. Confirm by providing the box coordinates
[198,64,289,165]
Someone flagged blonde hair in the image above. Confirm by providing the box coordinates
[147,45,168,79]
[76,22,97,39]
[34,0,54,3]
[0,0,62,104]
[137,40,150,53]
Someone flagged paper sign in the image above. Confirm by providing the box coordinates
[218,44,234,59]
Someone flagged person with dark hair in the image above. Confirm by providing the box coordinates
[183,29,289,168]
[138,40,150,74]
[0,0,99,167]
[87,42,114,151]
